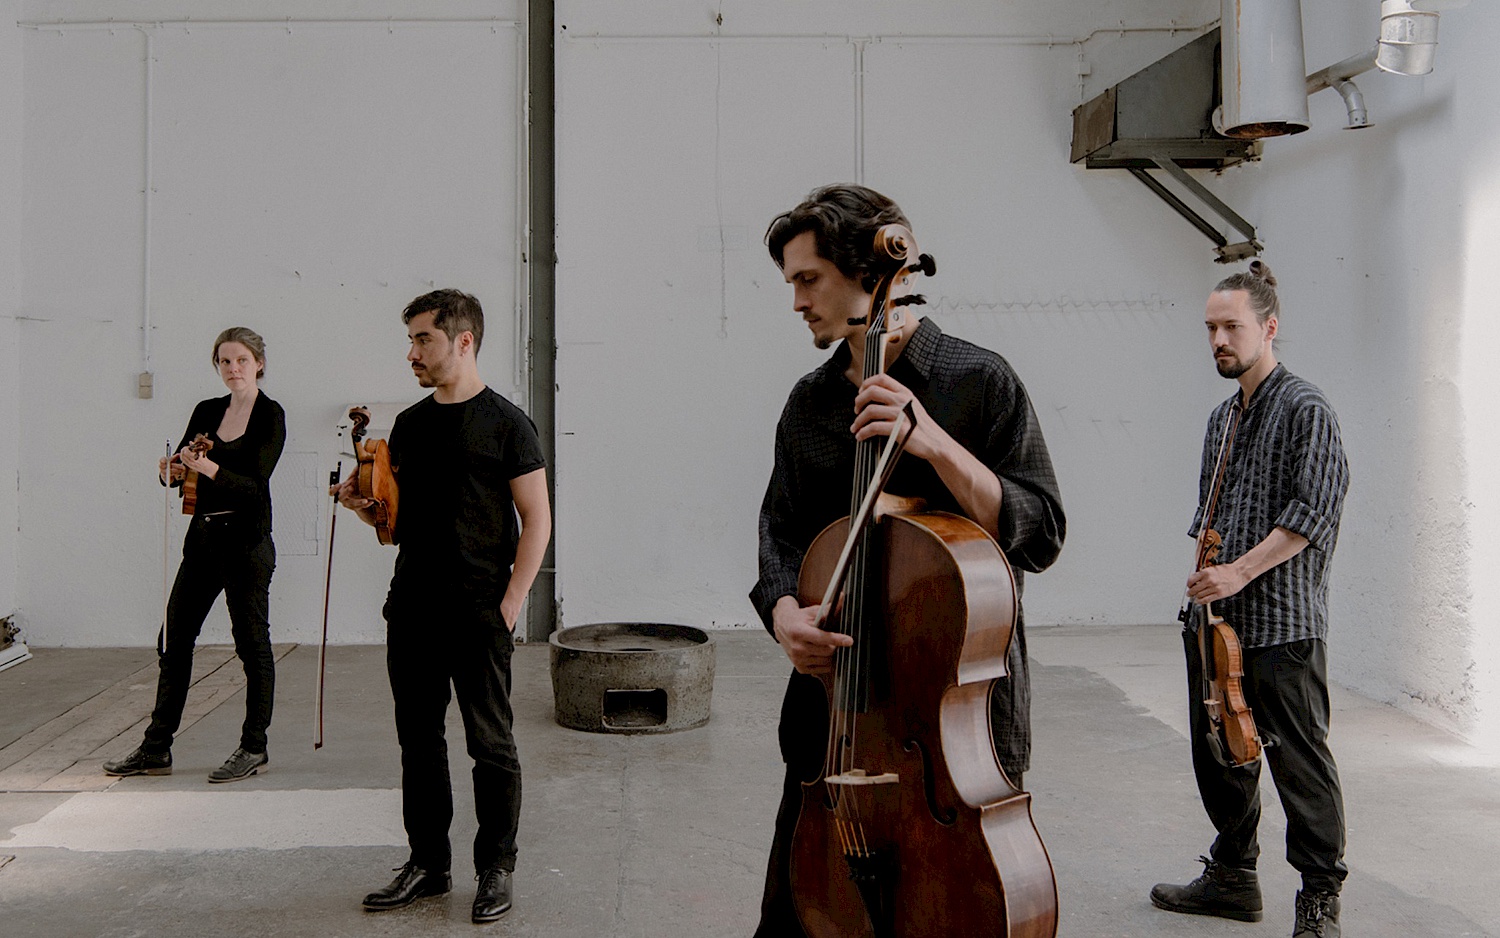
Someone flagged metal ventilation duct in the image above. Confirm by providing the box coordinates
[1218,0,1311,138]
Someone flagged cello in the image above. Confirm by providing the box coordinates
[1185,403,1262,768]
[789,225,1058,938]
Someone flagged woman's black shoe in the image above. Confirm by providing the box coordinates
[363,862,452,911]
[472,866,513,923]
[102,747,172,777]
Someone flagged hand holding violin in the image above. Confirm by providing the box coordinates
[1186,562,1250,605]
[331,470,377,522]
[178,444,218,481]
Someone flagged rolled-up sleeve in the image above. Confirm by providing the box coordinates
[986,368,1065,574]
[1273,401,1348,551]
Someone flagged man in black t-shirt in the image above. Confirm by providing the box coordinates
[336,289,550,925]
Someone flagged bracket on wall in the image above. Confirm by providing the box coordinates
[1128,155,1261,263]
[1070,28,1263,263]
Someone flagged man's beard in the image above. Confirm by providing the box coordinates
[1216,357,1249,379]
[1215,347,1257,379]
[814,336,833,350]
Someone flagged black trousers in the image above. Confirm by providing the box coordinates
[385,596,521,875]
[143,515,277,755]
[1184,630,1348,894]
[753,671,1025,937]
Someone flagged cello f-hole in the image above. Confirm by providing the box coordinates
[904,737,958,826]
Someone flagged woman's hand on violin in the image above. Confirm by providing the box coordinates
[159,455,186,485]
[852,374,945,461]
[178,446,219,480]
[773,596,853,675]
[1186,563,1250,604]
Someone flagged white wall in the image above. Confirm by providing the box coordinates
[1208,2,1499,743]
[17,0,524,646]
[0,0,20,627]
[11,0,1496,747]
[550,0,1497,746]
[553,0,1222,634]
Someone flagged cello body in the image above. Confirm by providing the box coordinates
[791,510,1058,938]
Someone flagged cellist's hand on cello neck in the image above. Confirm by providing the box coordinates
[772,595,853,675]
[851,373,1005,540]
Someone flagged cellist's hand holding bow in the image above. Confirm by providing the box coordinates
[772,595,854,675]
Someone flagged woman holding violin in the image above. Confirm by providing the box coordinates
[104,326,286,784]
[1151,263,1350,938]
[751,185,1065,937]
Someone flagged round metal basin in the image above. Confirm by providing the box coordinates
[548,623,715,734]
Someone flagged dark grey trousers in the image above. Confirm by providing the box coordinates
[1184,630,1348,894]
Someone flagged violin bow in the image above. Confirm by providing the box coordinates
[314,459,341,750]
[162,438,173,655]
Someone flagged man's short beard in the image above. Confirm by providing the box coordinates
[1216,358,1249,379]
[814,336,833,350]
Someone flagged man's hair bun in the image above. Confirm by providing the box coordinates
[1248,259,1278,289]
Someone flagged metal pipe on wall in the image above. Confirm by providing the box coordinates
[1217,0,1311,138]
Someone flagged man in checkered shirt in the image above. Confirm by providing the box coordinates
[749,184,1065,937]
[1152,262,1350,938]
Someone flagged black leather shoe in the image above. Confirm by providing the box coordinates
[363,862,452,911]
[208,748,268,783]
[102,747,172,777]
[1293,889,1341,937]
[472,866,513,923]
[1150,855,1263,922]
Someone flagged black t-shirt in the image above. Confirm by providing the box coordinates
[388,387,546,602]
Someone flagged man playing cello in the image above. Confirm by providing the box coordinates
[749,184,1065,936]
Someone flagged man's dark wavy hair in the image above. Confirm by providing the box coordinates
[402,288,485,355]
[765,184,911,293]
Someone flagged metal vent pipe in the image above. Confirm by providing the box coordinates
[1217,0,1311,138]
[1376,0,1440,76]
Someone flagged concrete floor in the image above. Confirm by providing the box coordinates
[0,624,1495,937]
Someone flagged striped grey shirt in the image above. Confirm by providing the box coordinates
[1189,364,1349,648]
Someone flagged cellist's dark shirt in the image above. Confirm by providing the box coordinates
[751,317,1065,776]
